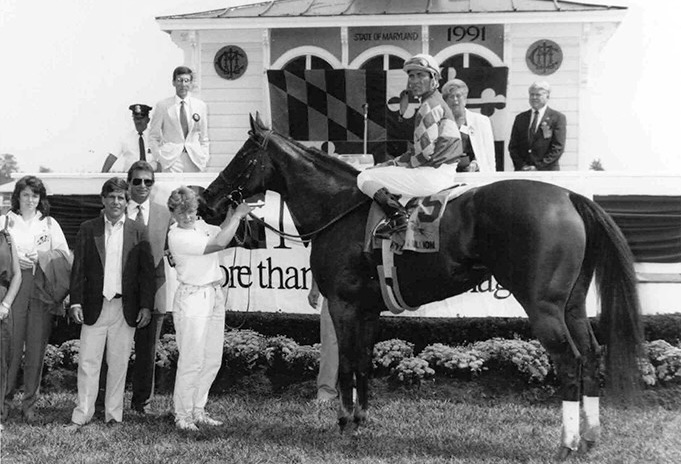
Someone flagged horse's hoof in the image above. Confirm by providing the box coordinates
[578,439,596,454]
[555,446,575,461]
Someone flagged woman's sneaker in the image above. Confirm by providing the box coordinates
[175,418,199,431]
[194,413,223,426]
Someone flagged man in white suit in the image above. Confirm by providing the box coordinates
[442,79,496,173]
[149,66,210,173]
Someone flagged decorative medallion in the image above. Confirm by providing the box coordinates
[214,45,248,80]
[525,39,563,76]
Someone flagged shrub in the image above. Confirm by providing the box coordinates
[286,344,321,380]
[58,339,80,370]
[223,329,266,374]
[418,343,488,378]
[373,339,414,373]
[43,344,64,372]
[156,334,179,369]
[474,338,553,383]
[645,340,681,384]
[390,357,434,387]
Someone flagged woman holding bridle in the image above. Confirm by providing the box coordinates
[166,186,252,431]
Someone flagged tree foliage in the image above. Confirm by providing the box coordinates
[0,153,19,184]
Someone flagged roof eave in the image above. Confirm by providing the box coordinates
[156,9,628,31]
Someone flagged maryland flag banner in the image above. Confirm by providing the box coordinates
[267,67,508,160]
[267,69,387,144]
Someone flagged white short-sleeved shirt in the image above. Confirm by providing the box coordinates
[1,211,69,258]
[167,221,223,286]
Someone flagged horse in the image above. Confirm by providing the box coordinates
[202,114,643,459]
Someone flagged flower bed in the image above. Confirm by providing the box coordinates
[41,330,681,392]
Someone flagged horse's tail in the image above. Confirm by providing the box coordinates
[569,192,644,401]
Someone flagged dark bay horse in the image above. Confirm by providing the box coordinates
[202,115,642,459]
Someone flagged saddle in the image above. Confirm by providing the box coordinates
[365,184,474,314]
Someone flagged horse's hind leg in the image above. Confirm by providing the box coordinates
[528,302,583,458]
[564,272,602,451]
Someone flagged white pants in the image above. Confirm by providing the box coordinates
[71,298,135,424]
[357,164,459,198]
[172,282,226,422]
[317,299,338,400]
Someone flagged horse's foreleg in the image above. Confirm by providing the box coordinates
[353,313,378,427]
[330,300,362,433]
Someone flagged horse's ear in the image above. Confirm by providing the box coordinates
[254,112,269,131]
[249,114,256,133]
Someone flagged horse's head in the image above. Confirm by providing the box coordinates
[201,113,274,224]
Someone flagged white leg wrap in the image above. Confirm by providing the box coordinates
[582,396,601,442]
[582,396,600,428]
[561,400,581,450]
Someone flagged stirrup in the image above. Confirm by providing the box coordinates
[374,213,408,239]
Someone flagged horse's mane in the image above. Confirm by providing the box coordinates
[271,131,361,178]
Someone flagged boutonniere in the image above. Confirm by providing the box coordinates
[540,120,553,138]
[192,113,200,122]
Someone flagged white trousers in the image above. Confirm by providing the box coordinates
[172,282,226,422]
[357,164,459,199]
[71,298,135,424]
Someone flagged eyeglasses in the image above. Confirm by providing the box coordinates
[131,178,154,187]
[174,77,192,84]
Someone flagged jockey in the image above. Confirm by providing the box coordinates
[357,53,465,238]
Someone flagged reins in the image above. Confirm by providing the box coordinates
[244,198,370,244]
[212,127,371,244]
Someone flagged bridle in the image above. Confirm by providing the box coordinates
[208,129,371,244]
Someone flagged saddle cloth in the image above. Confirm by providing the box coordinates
[364,184,474,254]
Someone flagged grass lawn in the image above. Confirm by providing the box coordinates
[1,375,680,464]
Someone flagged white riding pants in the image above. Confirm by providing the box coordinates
[357,164,458,199]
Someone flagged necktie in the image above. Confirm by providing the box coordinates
[138,133,146,161]
[529,110,539,140]
[135,205,145,225]
[180,101,189,139]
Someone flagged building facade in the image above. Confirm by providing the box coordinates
[156,0,626,171]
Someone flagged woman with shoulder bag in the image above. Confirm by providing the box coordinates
[1,176,70,424]
[0,214,22,430]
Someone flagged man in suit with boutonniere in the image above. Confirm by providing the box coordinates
[149,66,210,173]
[509,81,566,171]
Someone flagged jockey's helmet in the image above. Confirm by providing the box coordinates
[403,54,441,80]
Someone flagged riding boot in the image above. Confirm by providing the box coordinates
[372,187,408,239]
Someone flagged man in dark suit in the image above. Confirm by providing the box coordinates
[509,81,567,171]
[125,161,172,413]
[66,178,154,429]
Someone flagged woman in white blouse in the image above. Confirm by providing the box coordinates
[1,176,69,424]
[166,186,251,431]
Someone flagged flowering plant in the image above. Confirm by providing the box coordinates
[263,335,299,365]
[474,338,552,383]
[390,357,434,387]
[373,339,414,373]
[155,334,179,369]
[43,344,64,372]
[223,329,266,373]
[645,340,681,383]
[418,343,488,377]
[58,339,81,369]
